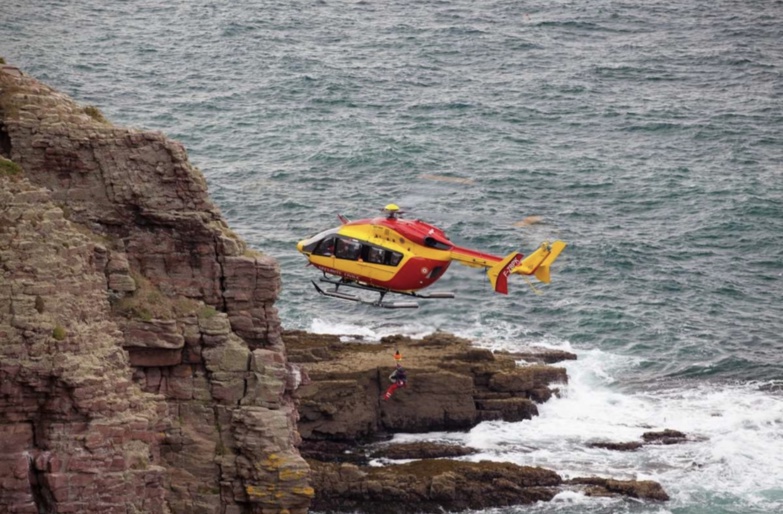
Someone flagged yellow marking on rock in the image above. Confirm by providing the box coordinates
[245,485,268,498]
[261,453,283,471]
[279,468,308,481]
[292,486,316,498]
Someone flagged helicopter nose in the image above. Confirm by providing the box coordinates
[296,240,305,254]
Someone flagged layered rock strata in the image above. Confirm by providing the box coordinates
[0,175,168,513]
[1,66,310,513]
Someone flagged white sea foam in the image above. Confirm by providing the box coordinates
[391,344,783,513]
[307,317,783,512]
[308,317,436,342]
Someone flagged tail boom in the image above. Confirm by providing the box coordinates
[450,240,566,293]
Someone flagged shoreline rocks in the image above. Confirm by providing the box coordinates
[285,330,671,511]
[284,330,571,442]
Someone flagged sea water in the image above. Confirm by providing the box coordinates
[2,1,782,512]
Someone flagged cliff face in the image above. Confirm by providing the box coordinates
[0,66,311,513]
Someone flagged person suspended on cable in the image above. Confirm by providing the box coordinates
[383,351,407,400]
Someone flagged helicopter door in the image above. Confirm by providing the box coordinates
[358,244,399,284]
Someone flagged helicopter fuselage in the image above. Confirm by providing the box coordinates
[297,216,463,292]
[297,209,566,304]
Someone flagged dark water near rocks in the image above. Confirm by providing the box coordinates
[3,1,783,512]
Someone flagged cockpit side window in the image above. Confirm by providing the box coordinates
[313,237,336,256]
[386,250,403,266]
[335,237,362,260]
[358,243,403,266]
[365,246,385,264]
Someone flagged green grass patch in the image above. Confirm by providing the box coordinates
[200,305,218,319]
[83,105,109,124]
[112,270,218,321]
[0,157,22,177]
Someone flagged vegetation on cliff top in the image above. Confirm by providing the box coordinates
[82,104,109,124]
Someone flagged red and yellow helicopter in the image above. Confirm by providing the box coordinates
[296,204,566,309]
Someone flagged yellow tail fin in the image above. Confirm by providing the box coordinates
[513,240,567,284]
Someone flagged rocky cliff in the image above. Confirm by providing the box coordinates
[0,65,311,513]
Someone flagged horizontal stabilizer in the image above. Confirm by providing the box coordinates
[535,240,566,283]
[513,240,567,284]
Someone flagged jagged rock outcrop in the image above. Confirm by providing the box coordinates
[309,460,670,513]
[588,428,690,452]
[1,66,310,513]
[284,330,569,445]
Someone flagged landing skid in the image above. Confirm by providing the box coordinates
[311,276,455,309]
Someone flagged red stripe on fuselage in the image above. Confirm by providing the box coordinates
[348,217,452,248]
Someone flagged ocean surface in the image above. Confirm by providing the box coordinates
[3,1,782,512]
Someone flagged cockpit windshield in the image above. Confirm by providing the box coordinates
[300,228,340,254]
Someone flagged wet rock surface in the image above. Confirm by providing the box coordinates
[568,477,670,501]
[643,429,688,444]
[588,428,690,452]
[369,442,479,461]
[588,441,645,451]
